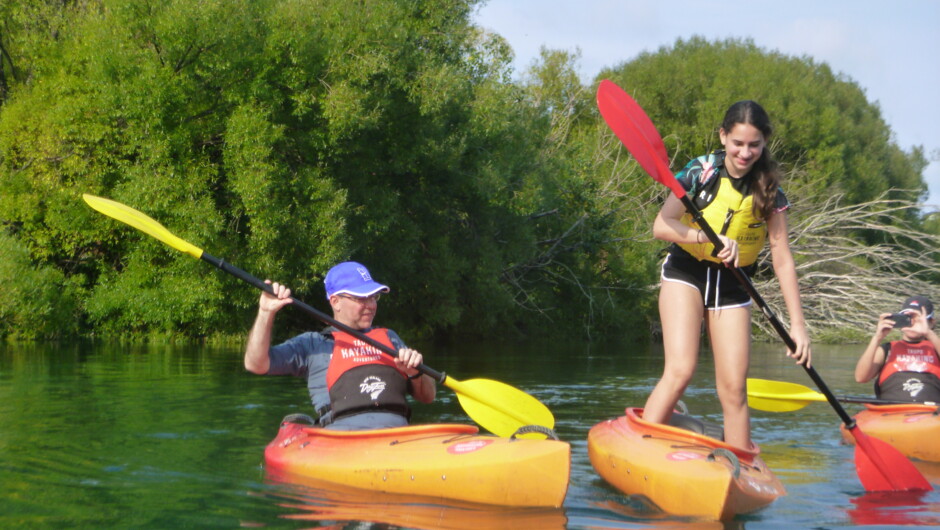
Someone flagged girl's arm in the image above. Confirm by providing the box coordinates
[767,210,812,366]
[653,193,738,265]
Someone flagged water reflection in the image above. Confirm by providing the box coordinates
[264,470,568,529]
[261,473,741,530]
[4,340,940,527]
[915,461,940,485]
[585,499,734,529]
[847,490,940,526]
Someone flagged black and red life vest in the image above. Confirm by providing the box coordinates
[876,339,940,402]
[326,328,411,420]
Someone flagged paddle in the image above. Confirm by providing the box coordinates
[82,194,554,438]
[747,378,939,412]
[596,79,931,492]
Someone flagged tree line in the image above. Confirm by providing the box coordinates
[1,0,936,342]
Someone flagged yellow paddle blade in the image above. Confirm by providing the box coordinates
[82,194,204,259]
[747,378,828,412]
[446,377,555,439]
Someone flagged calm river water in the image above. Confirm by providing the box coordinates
[2,338,938,529]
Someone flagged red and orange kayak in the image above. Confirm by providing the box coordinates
[588,408,785,520]
[840,403,940,463]
[264,417,570,507]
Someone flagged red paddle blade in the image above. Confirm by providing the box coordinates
[597,80,669,164]
[596,80,685,198]
[850,426,932,492]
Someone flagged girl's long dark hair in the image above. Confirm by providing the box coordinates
[720,100,780,220]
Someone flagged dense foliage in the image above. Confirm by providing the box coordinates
[0,3,932,342]
[601,38,928,207]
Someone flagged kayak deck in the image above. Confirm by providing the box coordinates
[588,408,785,520]
[840,403,940,462]
[264,418,571,507]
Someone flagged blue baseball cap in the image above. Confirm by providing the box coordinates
[324,261,390,299]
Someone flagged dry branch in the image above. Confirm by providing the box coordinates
[751,191,940,341]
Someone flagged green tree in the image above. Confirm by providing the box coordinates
[499,47,663,338]
[599,38,928,208]
[0,0,68,104]
[3,10,931,343]
[591,38,935,341]
[0,232,82,339]
[1,0,643,340]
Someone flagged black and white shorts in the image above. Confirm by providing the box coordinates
[661,252,753,311]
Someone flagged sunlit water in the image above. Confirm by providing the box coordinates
[1,338,938,528]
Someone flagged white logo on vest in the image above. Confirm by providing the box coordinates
[903,377,925,398]
[360,375,386,400]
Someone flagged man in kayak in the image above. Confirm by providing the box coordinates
[855,295,940,403]
[243,261,436,429]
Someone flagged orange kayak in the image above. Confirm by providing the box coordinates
[588,408,786,520]
[840,403,940,462]
[264,417,570,507]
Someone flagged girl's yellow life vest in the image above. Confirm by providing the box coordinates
[677,175,767,266]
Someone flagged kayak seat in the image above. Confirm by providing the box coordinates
[669,413,724,441]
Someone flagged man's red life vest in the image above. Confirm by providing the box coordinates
[326,328,410,420]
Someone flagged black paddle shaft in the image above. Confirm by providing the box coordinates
[198,252,446,383]
[679,195,856,427]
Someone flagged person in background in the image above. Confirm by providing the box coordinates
[855,295,940,403]
[642,100,812,450]
[244,261,436,429]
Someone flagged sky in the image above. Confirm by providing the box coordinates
[473,0,940,210]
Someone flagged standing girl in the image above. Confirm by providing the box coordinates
[642,100,812,450]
